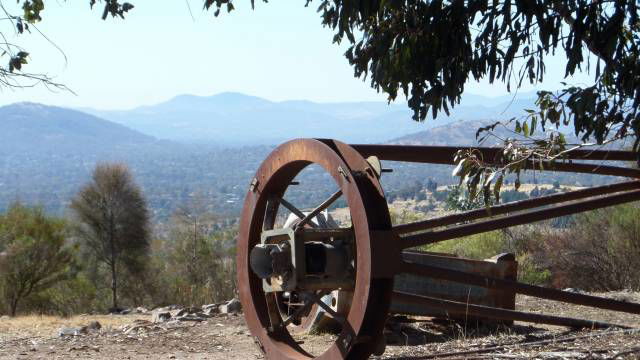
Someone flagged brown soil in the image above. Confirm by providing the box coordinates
[2,292,640,359]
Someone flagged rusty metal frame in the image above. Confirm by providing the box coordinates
[238,140,640,360]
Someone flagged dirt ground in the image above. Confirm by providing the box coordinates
[2,292,640,359]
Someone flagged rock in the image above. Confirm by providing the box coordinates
[219,298,242,314]
[122,320,156,334]
[135,307,148,314]
[59,321,102,337]
[563,288,584,294]
[156,305,180,312]
[85,321,102,331]
[202,303,218,311]
[170,308,189,318]
[119,308,132,315]
[0,315,9,320]
[108,306,126,314]
[170,308,200,318]
[152,311,172,323]
[58,327,84,337]
[175,314,207,322]
[202,304,219,316]
[196,311,213,318]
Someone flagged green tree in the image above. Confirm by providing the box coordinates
[70,163,150,311]
[0,203,74,316]
[160,201,237,306]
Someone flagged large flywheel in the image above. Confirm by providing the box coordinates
[236,139,398,359]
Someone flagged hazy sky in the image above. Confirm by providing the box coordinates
[0,1,593,110]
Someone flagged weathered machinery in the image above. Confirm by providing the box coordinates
[237,138,640,359]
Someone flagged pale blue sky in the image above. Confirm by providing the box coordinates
[0,1,593,110]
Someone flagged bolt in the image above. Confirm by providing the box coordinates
[338,166,350,182]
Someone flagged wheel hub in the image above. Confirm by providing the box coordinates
[250,227,355,293]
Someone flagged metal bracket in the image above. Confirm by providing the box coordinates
[249,177,259,192]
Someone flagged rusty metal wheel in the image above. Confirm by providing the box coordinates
[237,139,396,359]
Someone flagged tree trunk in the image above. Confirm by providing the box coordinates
[111,260,118,310]
[109,212,118,311]
[10,297,18,316]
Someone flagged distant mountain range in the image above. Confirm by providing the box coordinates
[388,119,512,146]
[0,102,158,154]
[84,91,538,145]
[7,93,607,219]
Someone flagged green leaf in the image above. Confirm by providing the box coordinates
[483,171,496,187]
[530,117,537,135]
[493,174,503,203]
[452,159,466,177]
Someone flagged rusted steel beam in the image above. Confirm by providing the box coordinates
[542,161,640,178]
[351,144,637,163]
[402,189,640,249]
[399,261,640,314]
[392,291,628,329]
[352,144,640,178]
[394,180,640,234]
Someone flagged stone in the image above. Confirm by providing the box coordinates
[85,321,102,331]
[219,298,242,314]
[563,288,584,294]
[202,303,218,311]
[135,307,148,314]
[59,321,102,337]
[58,327,83,337]
[175,314,207,322]
[202,304,219,316]
[170,309,188,318]
[196,311,213,318]
[152,311,172,323]
[203,308,218,316]
[108,307,126,315]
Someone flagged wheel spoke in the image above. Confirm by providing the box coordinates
[263,197,280,231]
[304,291,346,325]
[281,290,329,327]
[264,293,283,332]
[278,198,318,228]
[282,299,313,327]
[296,190,342,229]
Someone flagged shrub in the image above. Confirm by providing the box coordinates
[542,204,640,290]
[0,203,75,316]
[423,231,507,260]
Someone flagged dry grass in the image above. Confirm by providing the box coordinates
[0,314,149,340]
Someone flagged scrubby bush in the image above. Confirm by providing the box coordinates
[0,204,75,316]
[541,204,640,290]
[423,231,507,260]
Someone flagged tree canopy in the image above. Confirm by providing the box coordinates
[70,163,150,310]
